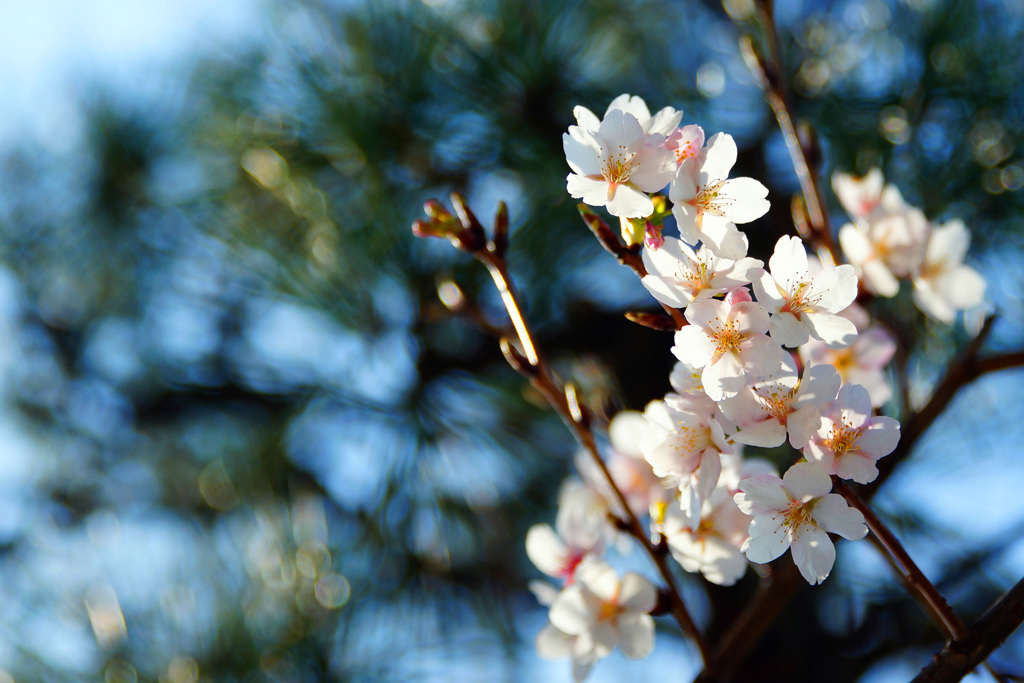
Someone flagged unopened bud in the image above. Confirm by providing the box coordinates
[644,221,665,250]
[724,286,753,306]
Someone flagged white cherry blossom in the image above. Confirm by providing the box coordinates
[573,93,683,137]
[547,560,657,664]
[669,133,769,258]
[838,202,929,297]
[526,518,603,585]
[752,235,859,348]
[803,383,901,485]
[734,462,867,585]
[912,219,987,324]
[564,110,676,218]
[800,313,896,408]
[659,491,750,586]
[672,298,790,401]
[719,357,839,449]
[664,124,706,166]
[641,237,762,309]
[643,404,732,524]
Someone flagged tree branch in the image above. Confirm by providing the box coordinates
[913,576,1024,682]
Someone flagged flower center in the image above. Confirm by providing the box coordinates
[754,384,794,420]
[712,319,744,355]
[694,180,731,216]
[827,420,862,455]
[600,146,637,185]
[598,596,624,623]
[781,279,821,316]
[675,260,710,292]
[783,500,816,535]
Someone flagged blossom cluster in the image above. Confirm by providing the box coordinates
[526,95,986,680]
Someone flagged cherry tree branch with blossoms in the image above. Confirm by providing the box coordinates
[412,15,1024,676]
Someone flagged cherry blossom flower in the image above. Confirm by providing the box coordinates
[669,133,769,258]
[912,219,987,324]
[803,384,900,485]
[838,200,929,297]
[564,110,676,218]
[643,404,732,524]
[672,298,790,401]
[800,310,896,408]
[531,581,596,682]
[547,560,657,664]
[734,462,867,585]
[526,517,604,585]
[668,360,720,418]
[833,168,895,220]
[659,490,750,586]
[719,357,839,449]
[664,124,705,166]
[640,237,762,309]
[573,93,683,137]
[752,235,859,348]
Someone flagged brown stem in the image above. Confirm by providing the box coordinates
[478,249,711,663]
[835,481,970,642]
[739,12,840,265]
[913,575,1024,682]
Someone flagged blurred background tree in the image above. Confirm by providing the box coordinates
[0,0,1023,681]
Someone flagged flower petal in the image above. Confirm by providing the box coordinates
[791,526,836,585]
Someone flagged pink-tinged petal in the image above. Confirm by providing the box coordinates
[861,259,901,298]
[927,219,970,264]
[670,159,699,202]
[549,586,591,635]
[730,301,771,335]
[787,406,821,449]
[596,109,645,148]
[609,411,649,458]
[683,298,727,331]
[563,127,602,176]
[857,417,900,456]
[573,105,601,131]
[719,388,766,427]
[530,580,561,607]
[567,174,611,206]
[734,474,788,514]
[727,257,763,284]
[630,146,676,191]
[720,177,770,223]
[791,526,836,585]
[803,433,836,471]
[856,327,897,368]
[672,325,716,368]
[618,572,657,612]
[782,461,832,501]
[808,264,859,313]
[768,235,809,287]
[812,493,867,540]
[751,269,785,311]
[576,560,619,602]
[939,266,986,309]
[769,311,810,348]
[606,93,651,122]
[646,106,683,136]
[794,365,840,409]
[742,512,790,563]
[606,184,654,219]
[913,283,955,324]
[673,202,701,246]
[735,418,787,447]
[833,452,879,484]
[703,352,746,401]
[526,524,568,577]
[804,311,858,349]
[695,449,723,503]
[617,613,656,659]
[700,133,738,184]
[740,336,790,376]
[700,215,749,259]
[536,622,574,659]
[836,384,872,425]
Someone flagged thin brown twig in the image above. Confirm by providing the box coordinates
[913,575,1024,682]
[835,481,970,642]
[477,248,712,663]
